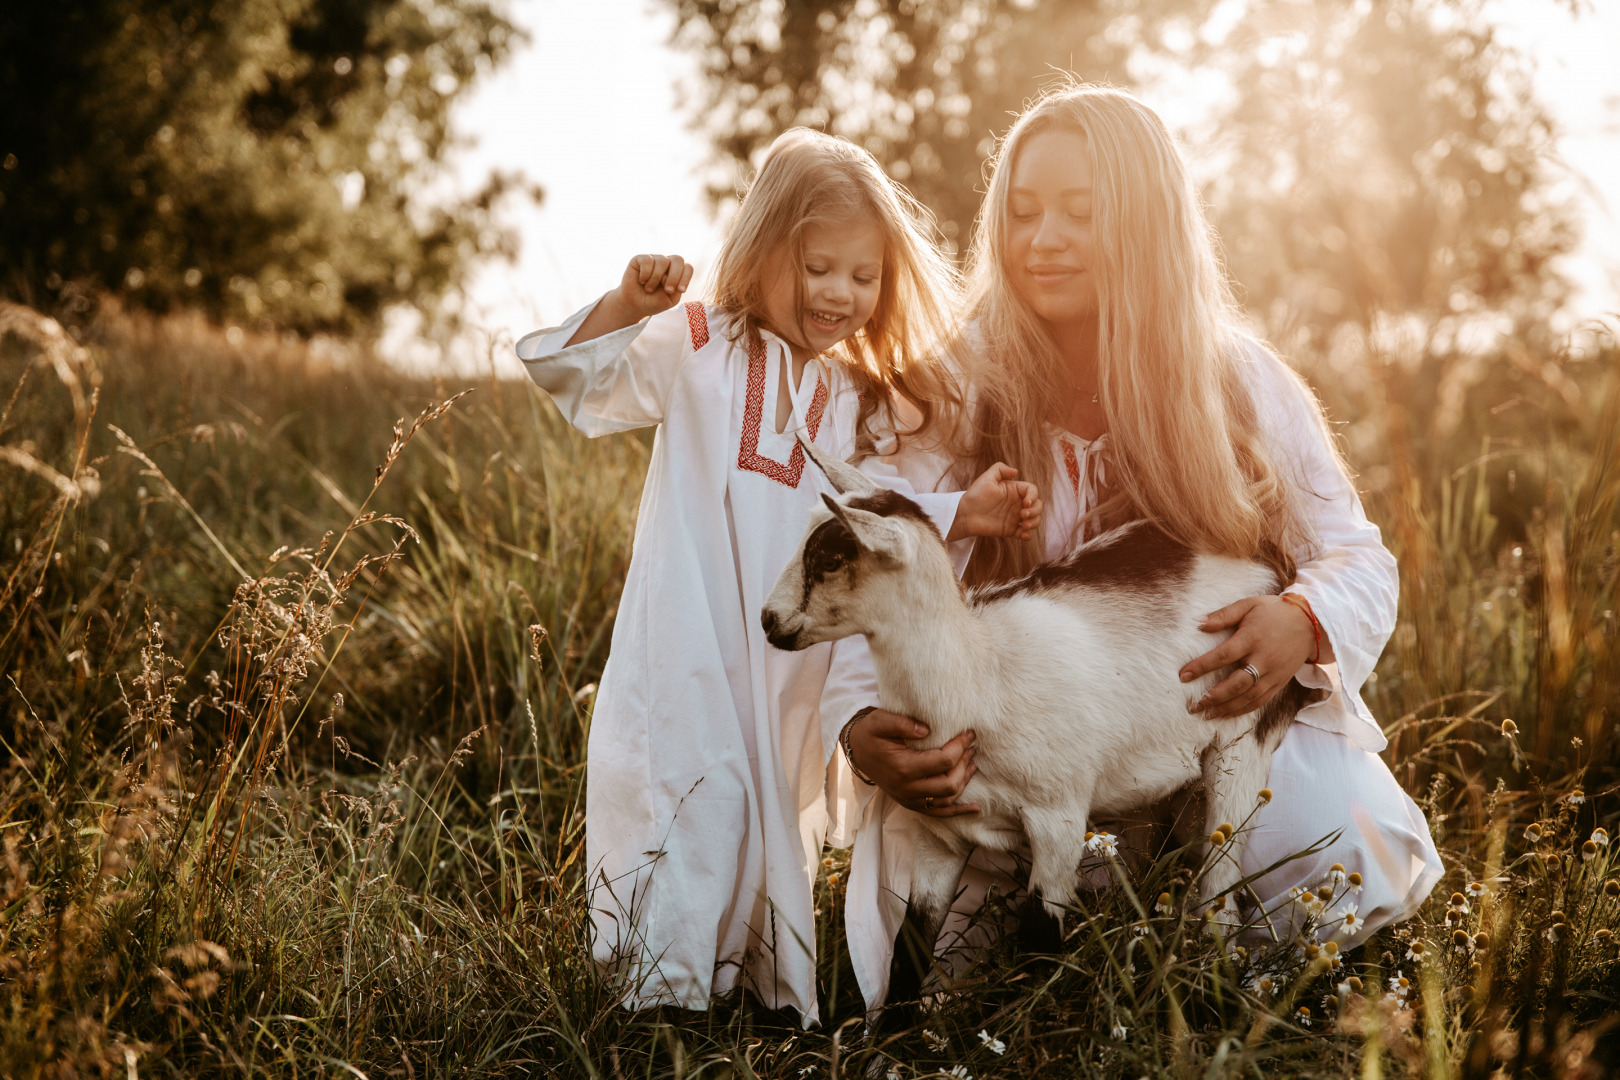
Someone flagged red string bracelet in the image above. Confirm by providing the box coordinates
[1280,592,1322,665]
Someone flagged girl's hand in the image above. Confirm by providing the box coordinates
[847,708,981,817]
[615,254,694,319]
[948,462,1043,541]
[1179,594,1329,719]
[567,255,696,346]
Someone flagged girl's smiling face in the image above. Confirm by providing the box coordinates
[762,217,885,358]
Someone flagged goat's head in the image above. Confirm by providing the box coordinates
[761,437,945,651]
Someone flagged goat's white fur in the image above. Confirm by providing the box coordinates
[762,439,1295,996]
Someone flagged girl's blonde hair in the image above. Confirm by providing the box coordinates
[959,82,1325,583]
[711,128,963,455]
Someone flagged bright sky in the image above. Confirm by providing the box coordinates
[392,0,1620,374]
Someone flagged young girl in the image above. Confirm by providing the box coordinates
[514,128,1039,1024]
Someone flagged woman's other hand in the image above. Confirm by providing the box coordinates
[847,708,981,817]
[948,462,1043,542]
[1179,594,1329,720]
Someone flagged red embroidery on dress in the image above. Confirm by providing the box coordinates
[1063,441,1082,495]
[737,337,828,488]
[684,301,709,350]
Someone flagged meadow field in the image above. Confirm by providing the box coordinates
[2,299,1617,1078]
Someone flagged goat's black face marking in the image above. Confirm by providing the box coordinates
[801,518,859,601]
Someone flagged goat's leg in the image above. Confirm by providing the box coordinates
[880,825,970,1017]
[1199,731,1275,908]
[1018,808,1090,954]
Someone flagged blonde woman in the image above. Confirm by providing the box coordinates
[837,84,1443,1007]
[515,128,1038,1023]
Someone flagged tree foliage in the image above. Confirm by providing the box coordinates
[1204,0,1575,347]
[664,0,1576,338]
[0,0,533,334]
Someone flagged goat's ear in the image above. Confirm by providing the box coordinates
[825,495,910,567]
[820,492,856,535]
[799,433,878,497]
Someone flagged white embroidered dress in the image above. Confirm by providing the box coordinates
[515,298,960,1024]
[831,336,1444,1009]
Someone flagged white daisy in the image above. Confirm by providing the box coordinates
[1086,831,1119,857]
[1111,1022,1128,1041]
[977,1031,1006,1056]
[1593,828,1611,847]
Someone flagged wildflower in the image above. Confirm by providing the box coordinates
[1111,1022,1128,1041]
[1305,892,1327,919]
[977,1030,1006,1056]
[1595,929,1612,946]
[1474,931,1490,952]
[1444,909,1463,929]
[1258,787,1273,804]
[1338,975,1364,997]
[1545,852,1563,873]
[798,1068,816,1078]
[1550,908,1568,924]
[1405,939,1429,964]
[1501,718,1519,736]
[1388,971,1412,999]
[1448,892,1470,915]
[1155,891,1174,915]
[1584,841,1600,862]
[1565,789,1586,807]
[1547,922,1567,943]
[827,872,841,886]
[947,1068,972,1080]
[1605,879,1620,899]
[1592,828,1610,848]
[1346,872,1364,895]
[1316,885,1336,904]
[821,856,835,869]
[923,1029,949,1052]
[1086,831,1119,858]
[1288,885,1309,903]
[1218,822,1236,839]
[1524,823,1543,843]
[1245,972,1277,999]
[1295,1005,1312,1028]
[1452,929,1473,956]
[1334,906,1365,938]
[1326,863,1347,890]
[1132,921,1150,939]
[1303,943,1321,961]
[1465,880,1487,900]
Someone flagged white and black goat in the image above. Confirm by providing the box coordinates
[760,442,1309,1012]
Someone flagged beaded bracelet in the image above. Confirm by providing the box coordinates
[840,707,880,786]
[1280,592,1322,665]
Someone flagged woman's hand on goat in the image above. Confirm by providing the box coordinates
[1180,594,1329,720]
[848,708,982,816]
[947,463,1043,542]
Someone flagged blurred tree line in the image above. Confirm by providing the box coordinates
[663,0,1581,354]
[0,0,534,335]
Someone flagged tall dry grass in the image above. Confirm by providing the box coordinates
[0,299,1616,1078]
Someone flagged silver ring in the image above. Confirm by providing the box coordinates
[1241,662,1261,687]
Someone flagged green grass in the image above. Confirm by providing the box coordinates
[1,299,1617,1078]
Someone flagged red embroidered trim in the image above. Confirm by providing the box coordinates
[737,338,828,488]
[1063,441,1082,495]
[684,301,709,350]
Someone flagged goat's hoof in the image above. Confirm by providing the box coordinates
[1017,905,1064,956]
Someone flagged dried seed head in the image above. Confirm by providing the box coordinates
[1501,718,1519,736]
[1258,788,1273,804]
[1453,929,1471,947]
[1474,932,1490,951]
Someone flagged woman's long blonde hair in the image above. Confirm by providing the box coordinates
[711,128,964,455]
[960,82,1321,583]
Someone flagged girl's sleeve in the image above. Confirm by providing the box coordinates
[514,296,694,436]
[1246,340,1398,737]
